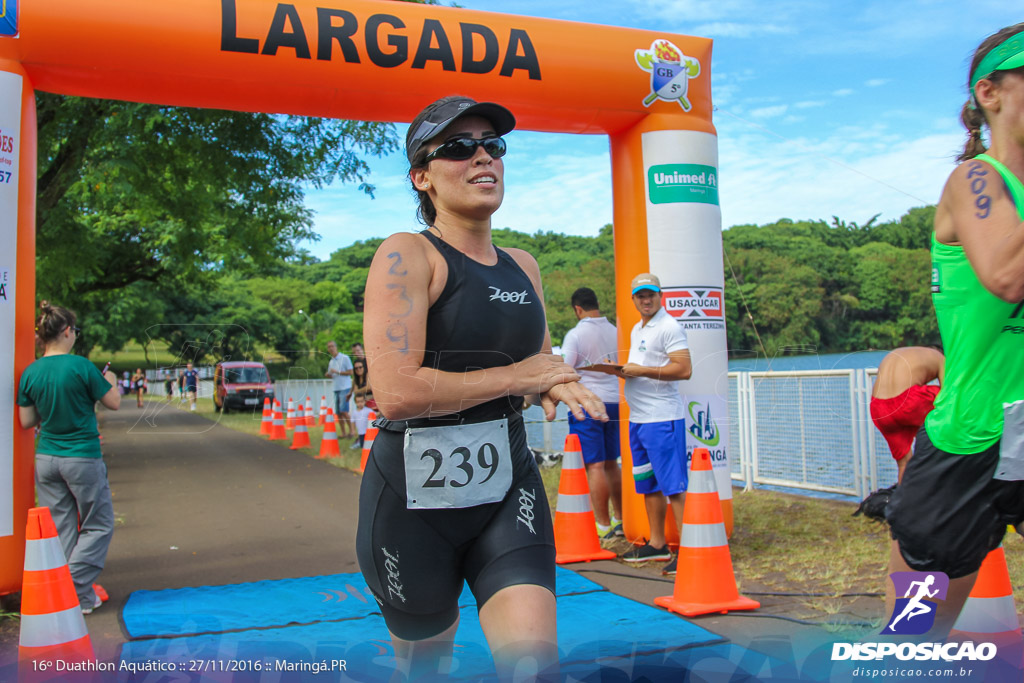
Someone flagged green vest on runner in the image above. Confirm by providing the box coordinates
[926,154,1024,453]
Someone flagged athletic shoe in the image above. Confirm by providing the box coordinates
[609,520,624,538]
[81,594,102,615]
[662,555,677,576]
[620,541,671,563]
[349,441,360,450]
[595,523,612,539]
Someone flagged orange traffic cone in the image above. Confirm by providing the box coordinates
[285,398,297,430]
[259,397,272,436]
[269,399,287,441]
[553,434,616,564]
[319,395,328,426]
[360,412,378,472]
[317,408,341,459]
[655,447,760,617]
[19,507,95,677]
[950,546,1024,676]
[304,396,315,427]
[290,418,311,450]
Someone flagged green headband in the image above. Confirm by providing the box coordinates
[970,33,1024,93]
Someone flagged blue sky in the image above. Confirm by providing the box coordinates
[299,1,1021,260]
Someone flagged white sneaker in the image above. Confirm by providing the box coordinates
[81,594,102,615]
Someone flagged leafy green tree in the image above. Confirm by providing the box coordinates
[36,95,399,355]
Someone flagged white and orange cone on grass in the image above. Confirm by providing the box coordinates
[318,395,328,426]
[269,399,287,441]
[553,434,615,564]
[949,544,1023,674]
[304,396,315,427]
[290,416,311,450]
[259,397,273,436]
[317,408,341,459]
[285,398,297,431]
[19,507,95,679]
[655,447,759,616]
[360,412,378,472]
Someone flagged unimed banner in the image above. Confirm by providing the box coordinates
[0,69,21,537]
[640,128,732,506]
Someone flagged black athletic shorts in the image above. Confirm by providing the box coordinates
[355,413,556,640]
[887,427,1024,579]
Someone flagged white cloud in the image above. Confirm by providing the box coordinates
[833,88,854,97]
[865,78,889,87]
[749,105,788,119]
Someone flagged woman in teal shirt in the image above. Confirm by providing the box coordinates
[17,302,120,614]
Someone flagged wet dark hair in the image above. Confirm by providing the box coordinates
[958,23,1024,162]
[35,300,77,345]
[407,98,471,226]
[570,287,600,311]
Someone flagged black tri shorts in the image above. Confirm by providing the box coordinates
[886,427,1024,579]
[355,413,556,640]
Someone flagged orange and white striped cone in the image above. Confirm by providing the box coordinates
[553,434,616,564]
[269,399,287,441]
[319,395,328,426]
[290,419,311,450]
[285,398,297,431]
[317,408,341,459]
[19,507,95,679]
[360,412,378,473]
[259,397,272,436]
[304,396,314,427]
[655,447,760,617]
[949,545,1023,676]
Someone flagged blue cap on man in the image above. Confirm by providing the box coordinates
[631,273,661,295]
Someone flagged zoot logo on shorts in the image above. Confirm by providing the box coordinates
[516,487,537,534]
[381,546,406,604]
[488,286,531,304]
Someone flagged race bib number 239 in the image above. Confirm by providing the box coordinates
[403,419,513,509]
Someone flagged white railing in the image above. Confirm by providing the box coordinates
[271,370,897,500]
[729,368,895,499]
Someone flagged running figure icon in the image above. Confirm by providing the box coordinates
[887,574,940,632]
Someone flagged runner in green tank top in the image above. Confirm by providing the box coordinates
[885,23,1024,640]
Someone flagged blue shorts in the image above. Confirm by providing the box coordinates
[628,419,688,496]
[568,402,620,466]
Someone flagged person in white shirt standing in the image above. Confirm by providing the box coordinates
[617,273,692,576]
[562,287,624,539]
[325,340,354,438]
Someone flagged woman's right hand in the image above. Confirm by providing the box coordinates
[509,353,580,397]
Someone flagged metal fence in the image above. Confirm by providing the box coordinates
[273,370,898,500]
[729,368,895,499]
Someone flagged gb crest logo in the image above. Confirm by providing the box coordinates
[635,39,700,111]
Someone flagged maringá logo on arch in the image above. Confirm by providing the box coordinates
[687,401,719,447]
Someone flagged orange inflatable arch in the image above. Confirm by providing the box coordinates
[0,0,732,594]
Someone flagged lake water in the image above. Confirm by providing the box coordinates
[726,349,890,373]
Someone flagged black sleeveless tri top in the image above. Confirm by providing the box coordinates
[411,229,547,424]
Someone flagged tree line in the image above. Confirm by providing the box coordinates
[35,95,938,374]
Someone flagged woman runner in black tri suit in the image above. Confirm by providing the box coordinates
[357,95,608,681]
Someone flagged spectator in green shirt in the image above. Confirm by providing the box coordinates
[17,301,120,614]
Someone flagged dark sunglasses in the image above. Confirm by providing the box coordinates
[423,136,506,163]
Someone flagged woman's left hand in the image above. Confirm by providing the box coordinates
[539,381,608,422]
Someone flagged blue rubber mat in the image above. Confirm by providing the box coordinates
[120,588,732,681]
[122,567,605,638]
